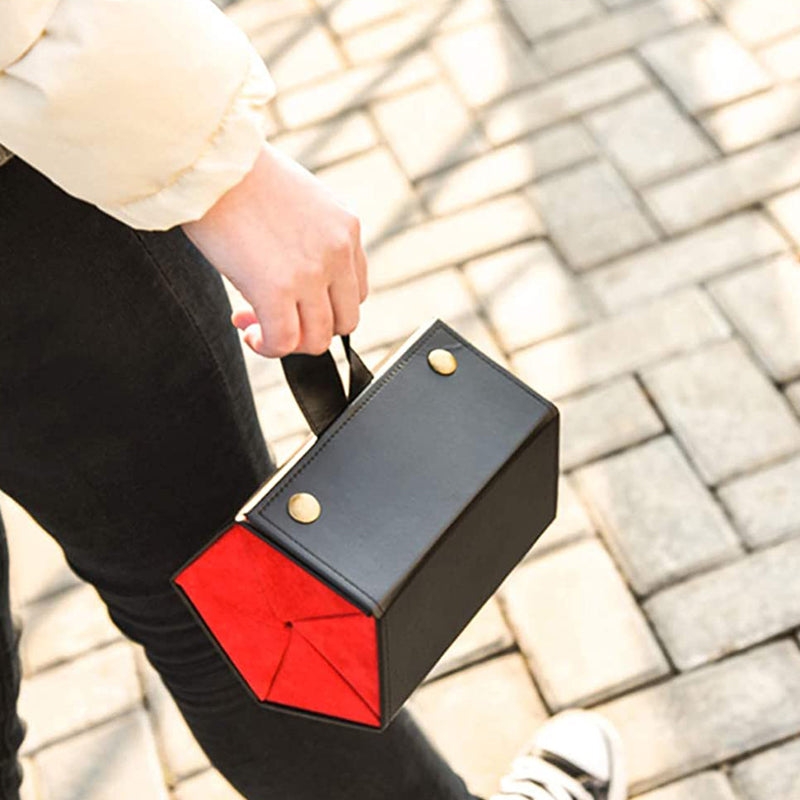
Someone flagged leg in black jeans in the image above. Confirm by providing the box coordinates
[0,158,479,800]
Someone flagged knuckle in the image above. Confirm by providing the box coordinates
[346,213,361,240]
[329,229,352,258]
[303,336,331,356]
[336,309,360,335]
[266,328,299,358]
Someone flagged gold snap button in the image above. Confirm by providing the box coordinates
[427,348,457,375]
[287,492,321,524]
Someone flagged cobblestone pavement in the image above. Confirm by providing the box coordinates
[4,0,800,797]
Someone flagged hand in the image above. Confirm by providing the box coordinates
[181,141,368,357]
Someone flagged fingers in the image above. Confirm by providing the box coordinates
[354,241,369,304]
[231,307,257,329]
[296,286,335,355]
[230,210,367,358]
[243,295,301,359]
[328,265,360,337]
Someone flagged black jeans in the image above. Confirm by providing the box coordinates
[0,158,479,800]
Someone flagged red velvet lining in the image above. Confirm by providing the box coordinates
[175,523,380,726]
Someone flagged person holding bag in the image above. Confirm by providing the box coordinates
[0,2,626,799]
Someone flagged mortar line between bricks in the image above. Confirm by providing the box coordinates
[583,247,794,323]
[628,330,800,493]
[309,0,407,39]
[511,3,611,49]
[642,177,800,244]
[629,532,795,602]
[762,200,800,257]
[491,593,556,715]
[702,269,800,389]
[130,646,175,791]
[23,637,128,682]
[22,703,144,760]
[420,643,519,687]
[532,6,716,81]
[368,231,546,293]
[558,496,679,674]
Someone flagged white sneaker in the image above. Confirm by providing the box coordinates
[489,710,626,800]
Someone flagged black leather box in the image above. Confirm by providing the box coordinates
[172,318,559,731]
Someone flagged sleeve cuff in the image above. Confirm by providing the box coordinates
[100,46,277,231]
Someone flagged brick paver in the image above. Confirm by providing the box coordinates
[7,0,800,796]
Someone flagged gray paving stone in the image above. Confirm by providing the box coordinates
[19,757,37,800]
[133,646,209,783]
[254,379,309,441]
[766,186,800,246]
[317,147,422,243]
[427,597,514,680]
[464,242,594,352]
[355,267,482,352]
[504,0,602,39]
[247,17,343,91]
[269,112,377,172]
[731,737,800,800]
[585,212,787,312]
[174,768,244,800]
[760,32,800,81]
[368,193,543,288]
[558,376,664,471]
[275,53,438,128]
[340,0,498,63]
[270,431,312,466]
[719,454,800,547]
[641,339,800,485]
[634,772,738,800]
[525,160,659,270]
[371,81,487,180]
[34,711,167,800]
[574,436,741,595]
[527,475,595,557]
[787,380,800,415]
[709,255,800,382]
[501,539,669,709]
[702,84,800,153]
[418,123,596,216]
[645,538,800,669]
[19,584,121,676]
[225,0,312,29]
[585,89,714,186]
[483,56,650,146]
[640,23,772,113]
[644,130,800,234]
[594,642,800,793]
[408,653,548,800]
[705,0,800,47]
[511,287,731,399]
[433,20,544,107]
[536,0,708,74]
[19,642,141,754]
[316,0,408,35]
[0,492,80,609]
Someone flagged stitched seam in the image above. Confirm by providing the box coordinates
[264,324,439,505]
[130,230,264,482]
[262,514,384,612]
[255,319,553,618]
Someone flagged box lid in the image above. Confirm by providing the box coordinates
[243,319,556,618]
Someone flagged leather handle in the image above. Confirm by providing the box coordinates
[280,335,374,436]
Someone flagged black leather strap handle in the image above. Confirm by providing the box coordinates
[280,335,374,436]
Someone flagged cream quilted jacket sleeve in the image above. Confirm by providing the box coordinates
[0,0,277,230]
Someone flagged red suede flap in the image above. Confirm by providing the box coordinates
[175,523,380,726]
